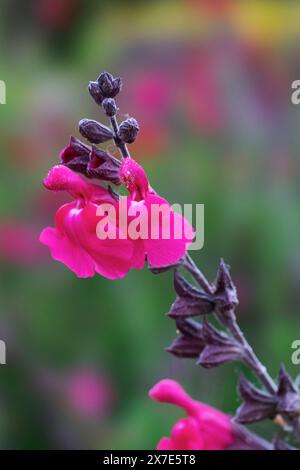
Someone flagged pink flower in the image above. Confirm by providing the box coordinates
[149,379,235,450]
[40,158,194,278]
[39,165,134,279]
[120,157,194,268]
[182,51,225,134]
[0,220,46,266]
[127,71,172,118]
[64,368,112,419]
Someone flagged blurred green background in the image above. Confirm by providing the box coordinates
[0,0,300,449]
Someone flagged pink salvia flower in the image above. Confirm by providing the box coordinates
[65,368,112,419]
[120,158,194,268]
[0,221,45,266]
[39,165,133,279]
[40,158,194,278]
[149,379,235,450]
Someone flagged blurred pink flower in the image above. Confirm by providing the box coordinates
[182,52,225,134]
[35,0,77,29]
[127,71,172,117]
[0,221,45,265]
[149,379,234,450]
[65,368,112,419]
[123,71,172,158]
[131,123,170,160]
[188,0,233,16]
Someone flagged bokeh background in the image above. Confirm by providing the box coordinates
[0,0,300,449]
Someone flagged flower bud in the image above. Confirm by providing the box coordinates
[79,119,113,144]
[167,333,204,359]
[235,374,277,424]
[60,136,90,175]
[102,98,117,117]
[167,271,214,318]
[276,364,300,418]
[167,319,205,359]
[97,72,122,98]
[118,118,139,144]
[88,81,104,106]
[87,146,121,185]
[198,322,244,369]
[213,259,238,312]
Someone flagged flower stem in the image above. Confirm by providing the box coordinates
[223,310,277,394]
[182,254,213,295]
[230,421,273,450]
[110,115,130,159]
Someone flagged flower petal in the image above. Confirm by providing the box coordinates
[40,226,95,278]
[144,194,194,267]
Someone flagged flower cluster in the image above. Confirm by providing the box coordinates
[40,72,194,279]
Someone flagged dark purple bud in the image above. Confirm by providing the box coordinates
[175,318,203,339]
[198,322,244,369]
[102,98,118,117]
[166,333,205,358]
[118,118,139,144]
[79,119,113,144]
[87,146,121,185]
[235,374,277,424]
[167,271,215,318]
[167,295,214,319]
[60,136,91,175]
[277,364,298,395]
[276,364,300,418]
[167,318,205,359]
[97,72,122,98]
[88,81,104,105]
[112,77,122,96]
[213,258,238,312]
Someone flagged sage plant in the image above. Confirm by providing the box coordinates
[40,71,300,450]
